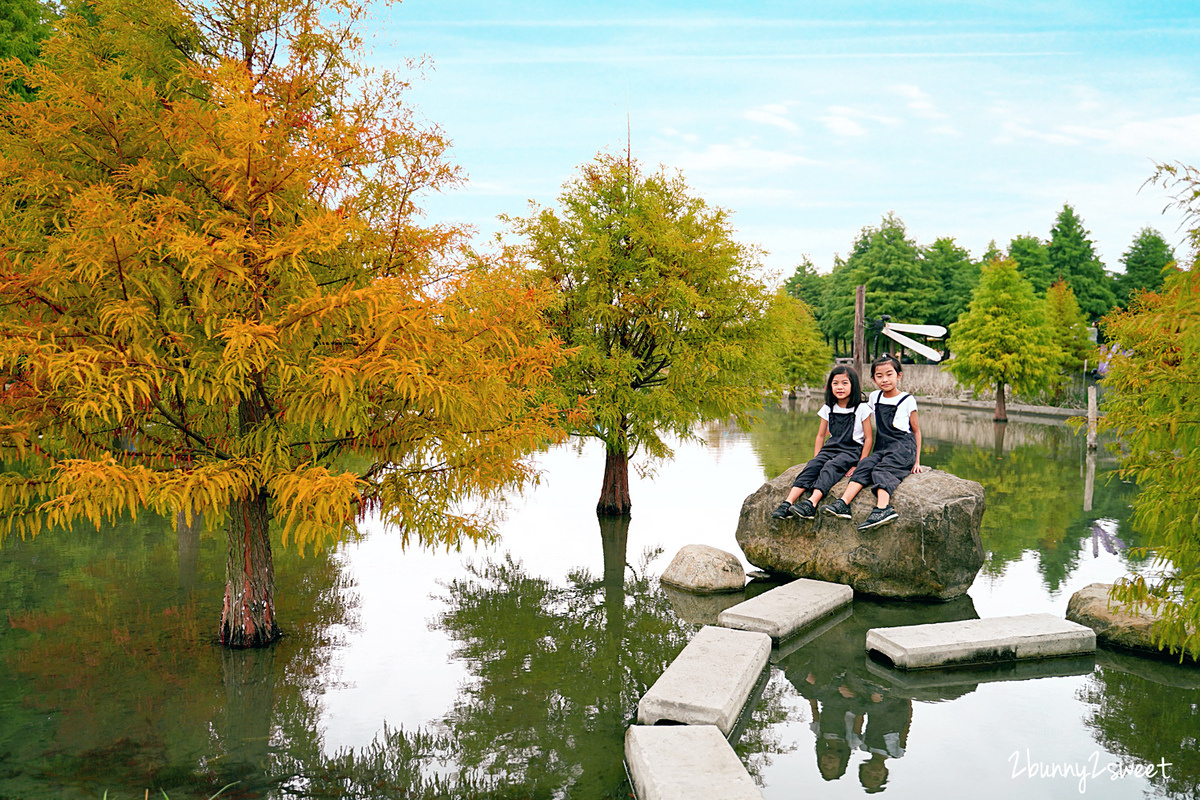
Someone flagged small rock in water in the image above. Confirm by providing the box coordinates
[660,544,746,594]
[1066,582,1197,663]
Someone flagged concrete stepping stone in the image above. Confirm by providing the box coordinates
[866,612,1096,670]
[637,625,771,734]
[625,725,765,800]
[717,577,852,642]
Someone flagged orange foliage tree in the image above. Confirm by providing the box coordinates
[0,0,566,646]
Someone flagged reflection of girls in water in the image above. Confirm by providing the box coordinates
[858,695,913,793]
[808,687,868,781]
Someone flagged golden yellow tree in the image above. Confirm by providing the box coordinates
[0,0,566,646]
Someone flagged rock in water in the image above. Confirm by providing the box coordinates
[735,468,985,600]
[660,545,747,594]
[1066,582,1197,663]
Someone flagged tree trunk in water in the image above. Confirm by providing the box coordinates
[220,395,281,648]
[219,489,280,647]
[995,381,1007,422]
[597,447,632,517]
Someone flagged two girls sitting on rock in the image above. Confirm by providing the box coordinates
[772,354,927,532]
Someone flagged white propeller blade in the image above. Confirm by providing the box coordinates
[881,328,944,362]
[886,322,947,338]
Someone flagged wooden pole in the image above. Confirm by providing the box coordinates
[853,285,866,380]
[1086,385,1098,451]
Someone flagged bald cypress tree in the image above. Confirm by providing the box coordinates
[509,155,783,516]
[947,260,1060,420]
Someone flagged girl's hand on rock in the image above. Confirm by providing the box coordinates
[912,464,929,474]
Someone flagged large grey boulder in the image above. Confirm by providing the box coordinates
[1066,582,1197,664]
[735,468,985,600]
[660,544,746,594]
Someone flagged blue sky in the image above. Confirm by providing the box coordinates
[366,1,1200,281]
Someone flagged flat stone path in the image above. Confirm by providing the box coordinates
[637,625,771,734]
[866,612,1096,669]
[718,577,853,642]
[625,725,765,800]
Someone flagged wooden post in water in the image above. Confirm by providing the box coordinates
[1086,386,1098,451]
[853,285,866,380]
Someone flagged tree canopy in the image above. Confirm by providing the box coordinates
[507,154,782,515]
[946,259,1059,420]
[922,236,977,329]
[1047,204,1116,320]
[1100,161,1200,661]
[1007,234,1053,295]
[777,296,832,394]
[1043,280,1095,399]
[0,0,565,645]
[1116,227,1176,308]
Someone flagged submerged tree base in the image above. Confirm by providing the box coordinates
[219,491,282,649]
[597,449,632,517]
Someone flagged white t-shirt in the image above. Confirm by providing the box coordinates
[867,390,918,433]
[818,402,873,444]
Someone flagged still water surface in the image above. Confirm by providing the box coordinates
[1,400,1197,799]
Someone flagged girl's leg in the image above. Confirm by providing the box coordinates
[786,486,806,504]
[841,481,865,503]
[875,488,890,509]
[808,489,824,504]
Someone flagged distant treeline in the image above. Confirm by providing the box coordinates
[785,205,1176,355]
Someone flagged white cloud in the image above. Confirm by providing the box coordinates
[663,141,819,173]
[744,106,801,133]
[821,115,866,137]
[891,83,945,119]
[993,121,1082,146]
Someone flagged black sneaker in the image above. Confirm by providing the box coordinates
[791,499,816,519]
[823,499,852,519]
[771,502,792,520]
[857,505,899,531]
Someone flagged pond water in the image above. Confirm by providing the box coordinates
[1,400,1198,799]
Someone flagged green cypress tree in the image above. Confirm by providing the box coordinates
[0,0,56,98]
[509,153,783,516]
[784,256,828,311]
[854,213,934,323]
[817,255,861,353]
[777,296,832,395]
[1116,227,1176,307]
[947,259,1060,420]
[922,236,976,328]
[1047,204,1116,320]
[1007,234,1054,295]
[1043,280,1096,400]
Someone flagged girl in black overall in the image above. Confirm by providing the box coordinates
[772,366,873,520]
[823,355,926,530]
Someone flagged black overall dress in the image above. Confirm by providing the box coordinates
[850,390,916,496]
[792,405,862,496]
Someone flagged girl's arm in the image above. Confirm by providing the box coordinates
[813,418,829,459]
[910,409,927,473]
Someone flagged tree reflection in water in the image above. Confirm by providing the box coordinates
[1078,650,1200,799]
[427,515,799,796]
